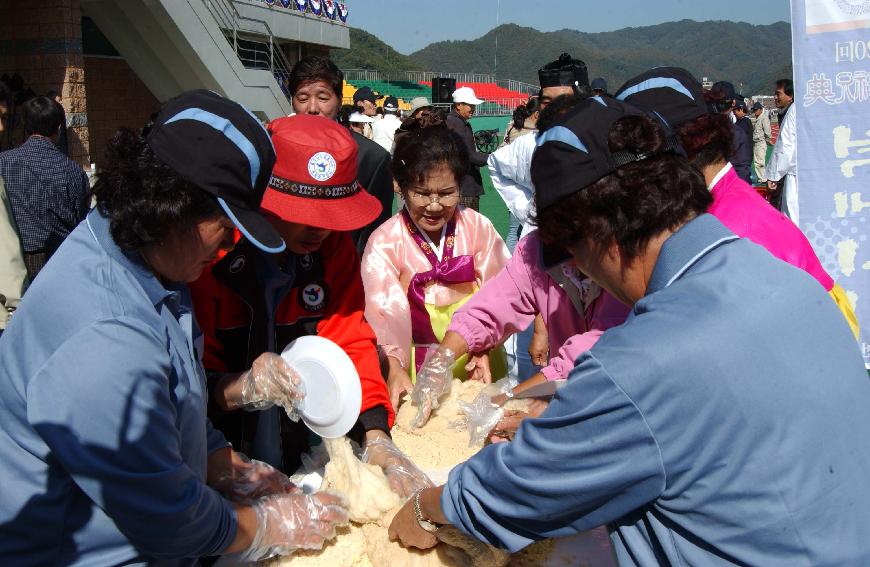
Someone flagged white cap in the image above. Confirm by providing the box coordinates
[452,86,484,105]
[348,112,376,123]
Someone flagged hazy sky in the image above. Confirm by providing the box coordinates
[348,0,791,54]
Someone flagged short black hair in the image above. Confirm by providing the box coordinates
[22,96,64,137]
[676,113,734,171]
[775,78,794,98]
[93,128,222,251]
[392,109,468,191]
[288,56,343,100]
[534,114,711,260]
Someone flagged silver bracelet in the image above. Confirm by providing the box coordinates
[412,489,440,533]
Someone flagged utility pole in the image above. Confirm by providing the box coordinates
[494,0,500,78]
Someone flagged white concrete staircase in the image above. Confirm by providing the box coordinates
[81,0,293,119]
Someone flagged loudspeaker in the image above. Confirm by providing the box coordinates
[432,77,457,104]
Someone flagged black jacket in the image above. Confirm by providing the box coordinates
[731,125,753,184]
[446,110,489,197]
[735,116,752,143]
[350,131,393,253]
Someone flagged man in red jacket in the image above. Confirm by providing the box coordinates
[191,114,429,497]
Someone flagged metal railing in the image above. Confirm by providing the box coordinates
[203,0,294,95]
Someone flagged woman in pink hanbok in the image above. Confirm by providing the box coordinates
[361,110,510,411]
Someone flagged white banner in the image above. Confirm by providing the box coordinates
[793,0,870,365]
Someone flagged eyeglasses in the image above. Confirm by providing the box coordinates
[406,188,461,207]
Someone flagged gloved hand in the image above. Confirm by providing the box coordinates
[363,436,433,498]
[410,348,455,428]
[211,451,297,504]
[238,352,305,420]
[239,491,349,562]
[458,376,517,447]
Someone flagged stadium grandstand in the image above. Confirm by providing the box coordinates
[340,69,537,116]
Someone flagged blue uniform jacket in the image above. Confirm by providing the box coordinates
[442,214,870,565]
[0,209,235,566]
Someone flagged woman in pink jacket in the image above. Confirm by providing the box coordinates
[615,67,859,338]
[440,230,629,385]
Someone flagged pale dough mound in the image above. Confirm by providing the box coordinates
[265,524,373,567]
[319,437,402,523]
[269,380,552,567]
[393,380,530,471]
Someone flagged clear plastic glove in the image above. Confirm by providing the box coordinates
[458,376,517,447]
[239,491,349,562]
[363,436,433,498]
[488,398,550,444]
[410,348,456,428]
[211,452,297,504]
[239,352,305,420]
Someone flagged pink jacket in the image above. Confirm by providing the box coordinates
[709,164,834,291]
[448,231,630,381]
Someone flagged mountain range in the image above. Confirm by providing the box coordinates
[331,20,793,97]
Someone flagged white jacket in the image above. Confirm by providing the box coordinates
[487,132,537,235]
[371,114,402,154]
[766,105,799,223]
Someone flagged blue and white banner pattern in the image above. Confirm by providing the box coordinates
[325,0,337,19]
[793,0,870,365]
[338,2,348,22]
[296,0,307,11]
[309,0,322,15]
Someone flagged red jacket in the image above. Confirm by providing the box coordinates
[190,232,393,471]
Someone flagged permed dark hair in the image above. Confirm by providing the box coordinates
[392,109,469,190]
[93,128,222,251]
[775,78,794,98]
[22,96,64,137]
[676,112,733,172]
[534,114,712,260]
[288,56,343,100]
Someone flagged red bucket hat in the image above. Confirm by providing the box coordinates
[262,114,382,231]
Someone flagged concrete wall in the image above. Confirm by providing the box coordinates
[0,0,92,164]
[83,55,160,166]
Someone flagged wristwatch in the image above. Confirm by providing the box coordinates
[412,489,440,533]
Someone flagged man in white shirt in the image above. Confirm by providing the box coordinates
[766,78,798,223]
[371,96,402,154]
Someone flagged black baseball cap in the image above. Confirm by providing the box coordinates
[532,97,646,211]
[383,96,399,112]
[711,80,743,101]
[752,101,764,111]
[146,89,285,253]
[538,53,589,89]
[615,67,707,129]
[591,78,608,93]
[734,99,747,111]
[533,96,683,267]
[353,86,377,104]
